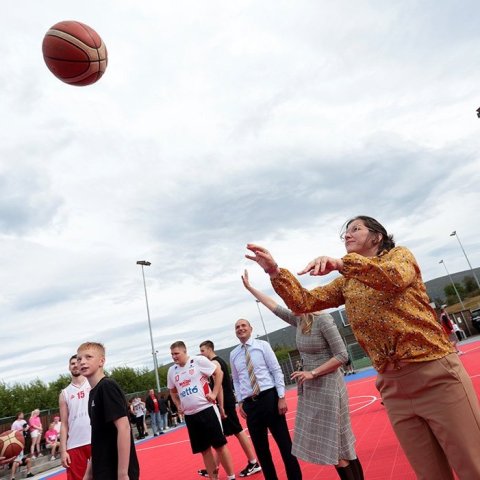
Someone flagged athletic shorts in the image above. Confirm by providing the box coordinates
[222,405,243,436]
[66,444,91,480]
[185,406,226,454]
[30,430,40,439]
[14,457,28,467]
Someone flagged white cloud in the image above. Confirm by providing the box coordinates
[1,0,480,385]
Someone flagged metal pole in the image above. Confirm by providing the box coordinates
[450,231,480,290]
[255,300,271,344]
[137,261,161,393]
[438,259,471,334]
[439,260,466,310]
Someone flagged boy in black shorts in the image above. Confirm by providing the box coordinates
[167,341,236,480]
[198,340,261,478]
[77,342,139,480]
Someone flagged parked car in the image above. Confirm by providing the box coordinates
[471,308,480,333]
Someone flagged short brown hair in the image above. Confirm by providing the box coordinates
[199,340,214,350]
[170,341,186,350]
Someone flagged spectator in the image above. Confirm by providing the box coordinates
[9,451,34,480]
[343,353,356,376]
[9,412,33,480]
[167,394,179,427]
[440,308,463,355]
[145,389,164,436]
[52,416,62,438]
[11,412,28,433]
[45,422,60,460]
[158,395,169,432]
[28,409,43,458]
[130,397,146,439]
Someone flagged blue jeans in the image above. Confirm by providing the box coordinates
[160,413,168,430]
[150,412,161,435]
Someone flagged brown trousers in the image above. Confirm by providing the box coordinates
[376,354,480,480]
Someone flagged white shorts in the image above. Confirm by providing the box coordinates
[30,430,41,439]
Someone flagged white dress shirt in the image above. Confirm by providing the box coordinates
[230,337,286,402]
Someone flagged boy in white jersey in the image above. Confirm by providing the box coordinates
[167,341,236,480]
[59,354,91,480]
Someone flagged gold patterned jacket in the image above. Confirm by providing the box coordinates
[271,246,454,372]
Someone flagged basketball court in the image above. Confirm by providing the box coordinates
[41,341,480,480]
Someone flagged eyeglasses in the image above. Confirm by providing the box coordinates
[340,225,373,241]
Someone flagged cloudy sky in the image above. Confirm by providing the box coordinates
[1,1,479,385]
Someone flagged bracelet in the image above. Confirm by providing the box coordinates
[311,370,318,378]
[264,263,279,275]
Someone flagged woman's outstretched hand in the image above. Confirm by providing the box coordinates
[245,244,280,277]
[298,256,343,276]
[241,269,252,291]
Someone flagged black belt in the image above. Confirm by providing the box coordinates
[243,387,275,403]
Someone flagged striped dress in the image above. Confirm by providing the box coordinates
[274,306,356,465]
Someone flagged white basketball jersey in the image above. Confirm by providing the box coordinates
[167,356,216,415]
[62,379,91,449]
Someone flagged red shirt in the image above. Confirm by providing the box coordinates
[150,394,159,413]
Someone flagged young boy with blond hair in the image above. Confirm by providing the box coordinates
[77,342,139,480]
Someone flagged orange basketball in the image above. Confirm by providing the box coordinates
[0,430,25,459]
[42,20,108,86]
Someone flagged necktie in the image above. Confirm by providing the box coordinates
[243,344,261,396]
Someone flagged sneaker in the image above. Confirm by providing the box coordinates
[198,468,219,477]
[239,462,262,477]
[51,455,56,461]
[38,453,44,457]
[31,455,36,460]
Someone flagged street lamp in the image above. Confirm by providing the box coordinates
[450,231,480,290]
[438,259,472,334]
[255,300,271,344]
[136,260,161,393]
[439,260,466,310]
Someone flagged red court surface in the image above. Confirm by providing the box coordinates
[45,341,480,480]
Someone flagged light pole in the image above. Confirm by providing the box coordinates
[439,260,466,309]
[450,231,480,290]
[137,260,161,393]
[255,300,271,344]
[438,259,471,334]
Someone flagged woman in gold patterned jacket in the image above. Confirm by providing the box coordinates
[246,215,480,480]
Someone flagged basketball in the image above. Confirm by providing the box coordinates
[42,20,108,86]
[0,430,25,459]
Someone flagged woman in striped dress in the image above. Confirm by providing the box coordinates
[242,271,364,480]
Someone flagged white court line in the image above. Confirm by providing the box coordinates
[349,395,379,413]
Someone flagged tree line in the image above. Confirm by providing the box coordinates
[0,365,170,419]
[441,275,480,306]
